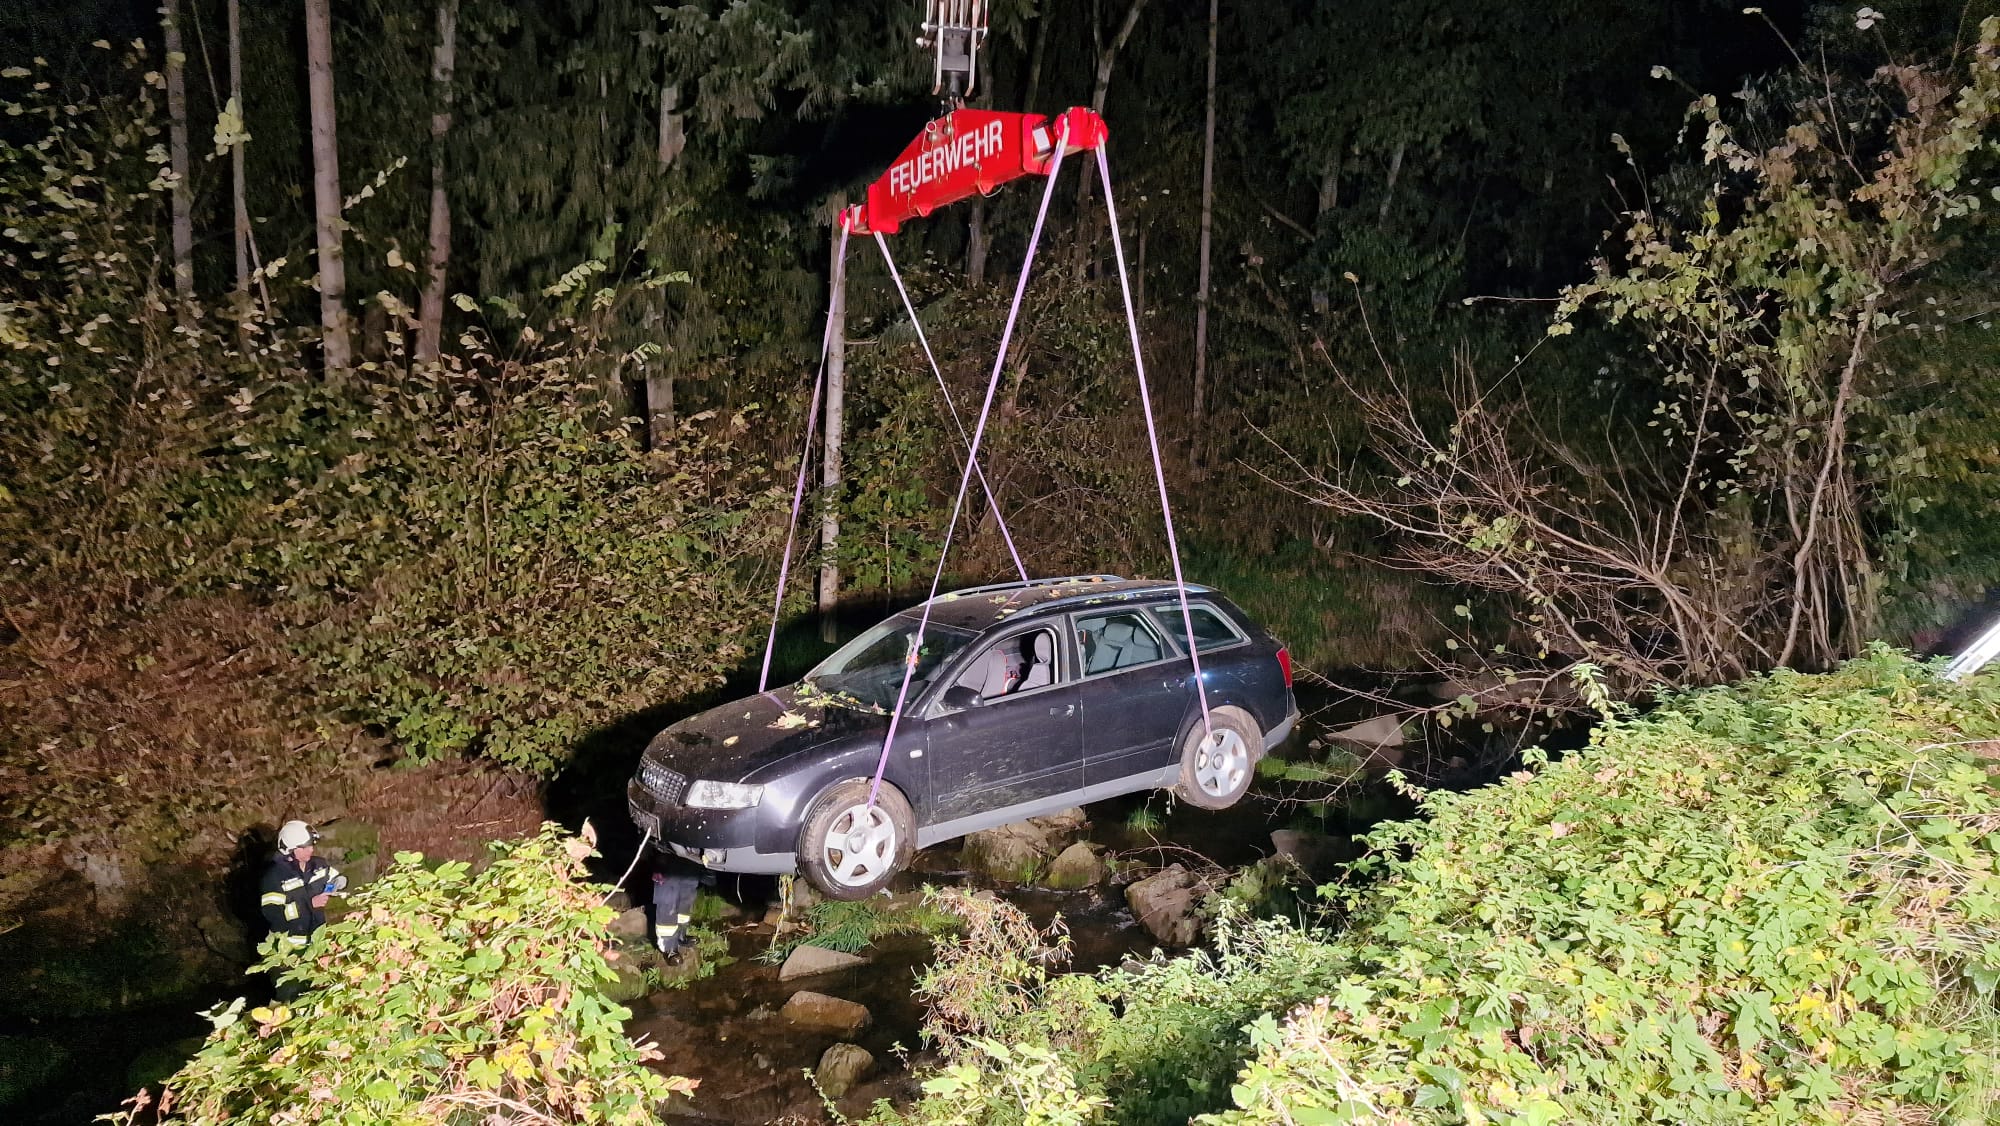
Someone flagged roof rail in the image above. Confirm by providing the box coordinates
[1032,580,1214,614]
[942,574,1126,600]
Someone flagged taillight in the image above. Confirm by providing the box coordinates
[1275,646,1293,687]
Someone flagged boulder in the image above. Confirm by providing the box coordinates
[1124,864,1203,947]
[1044,842,1107,890]
[961,808,1091,883]
[816,1043,877,1098]
[1325,714,1407,749]
[1027,806,1088,837]
[608,907,650,940]
[780,944,871,981]
[959,825,1048,883]
[781,991,873,1038]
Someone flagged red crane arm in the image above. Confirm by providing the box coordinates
[838,106,1108,236]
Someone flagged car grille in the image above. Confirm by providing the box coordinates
[640,758,688,806]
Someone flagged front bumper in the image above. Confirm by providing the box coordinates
[663,839,799,874]
[627,781,800,876]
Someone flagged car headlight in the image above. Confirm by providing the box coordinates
[685,780,764,809]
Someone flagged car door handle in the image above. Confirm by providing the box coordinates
[1049,704,1074,717]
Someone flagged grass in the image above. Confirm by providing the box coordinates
[1183,536,1456,672]
[756,893,960,964]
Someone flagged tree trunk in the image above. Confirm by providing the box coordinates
[162,0,194,310]
[1192,0,1217,428]
[1311,150,1339,314]
[819,219,848,643]
[304,0,350,374]
[966,197,989,286]
[416,0,457,365]
[226,0,249,299]
[658,81,684,167]
[1378,138,1406,226]
[1073,0,1150,275]
[646,371,674,447]
[1023,3,1055,110]
[1134,215,1147,317]
[646,76,683,447]
[966,81,992,285]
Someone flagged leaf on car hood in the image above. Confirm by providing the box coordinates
[770,711,812,730]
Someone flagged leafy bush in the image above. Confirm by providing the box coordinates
[758,889,959,965]
[1218,648,2000,1125]
[108,826,692,1125]
[231,356,776,773]
[885,651,2000,1125]
[0,59,780,781]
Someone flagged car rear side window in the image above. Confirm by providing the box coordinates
[1075,610,1171,675]
[1149,604,1244,653]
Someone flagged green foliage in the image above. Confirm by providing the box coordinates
[1123,804,1163,833]
[0,63,779,780]
[890,651,2000,1125]
[837,267,1173,588]
[239,358,775,773]
[1183,538,1456,672]
[1218,648,2000,1124]
[108,826,693,1124]
[1311,18,2000,703]
[758,891,958,964]
[1543,17,2000,672]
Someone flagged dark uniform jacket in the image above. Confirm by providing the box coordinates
[260,852,335,947]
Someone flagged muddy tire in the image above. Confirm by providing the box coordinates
[1172,707,1261,811]
[797,779,914,900]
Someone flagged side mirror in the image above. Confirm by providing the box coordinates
[942,685,983,710]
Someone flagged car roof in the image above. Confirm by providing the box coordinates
[904,575,1219,632]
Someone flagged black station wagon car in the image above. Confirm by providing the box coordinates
[628,575,1299,898]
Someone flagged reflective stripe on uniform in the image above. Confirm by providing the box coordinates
[281,878,305,891]
[261,891,288,907]
[675,914,691,924]
[656,924,679,936]
[284,902,300,921]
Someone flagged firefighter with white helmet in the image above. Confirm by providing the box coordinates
[259,820,345,965]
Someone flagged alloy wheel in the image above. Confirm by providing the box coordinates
[822,803,897,888]
[1193,727,1250,798]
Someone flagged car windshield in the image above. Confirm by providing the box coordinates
[803,616,977,711]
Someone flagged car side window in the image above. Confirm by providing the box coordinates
[1148,604,1245,654]
[1075,610,1170,675]
[951,626,1061,703]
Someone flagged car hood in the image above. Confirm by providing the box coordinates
[641,685,891,782]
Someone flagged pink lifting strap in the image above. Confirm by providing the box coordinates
[872,230,1029,585]
[756,227,848,695]
[864,120,1074,809]
[1097,146,1212,744]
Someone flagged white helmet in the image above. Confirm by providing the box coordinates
[277,820,316,851]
